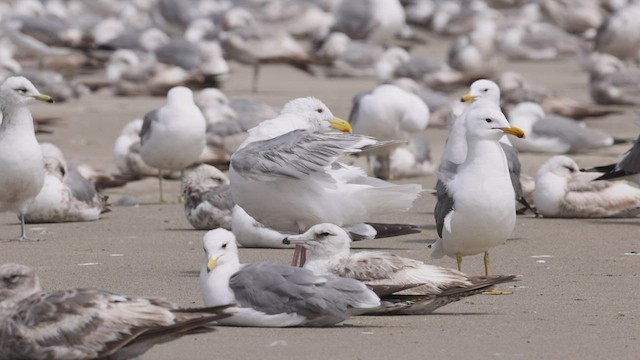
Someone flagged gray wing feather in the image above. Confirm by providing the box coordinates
[348,90,371,127]
[532,116,611,152]
[333,0,376,40]
[230,262,368,322]
[203,184,235,211]
[500,143,524,200]
[618,139,640,173]
[64,165,99,204]
[230,130,383,180]
[140,109,159,146]
[434,179,454,238]
[154,39,201,70]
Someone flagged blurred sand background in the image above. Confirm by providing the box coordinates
[1,33,638,359]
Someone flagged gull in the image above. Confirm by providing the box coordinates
[540,0,603,35]
[447,20,498,81]
[199,229,380,327]
[229,97,422,233]
[498,22,582,61]
[140,86,206,203]
[499,71,618,119]
[315,32,385,78]
[23,143,110,223]
[0,76,53,241]
[508,102,617,154]
[594,3,640,61]
[0,263,232,360]
[194,88,237,127]
[183,164,233,230]
[456,79,538,216]
[432,99,525,275]
[533,156,640,218]
[349,84,430,179]
[113,119,170,179]
[375,47,446,84]
[285,223,517,314]
[588,53,640,106]
[385,133,435,179]
[331,0,406,44]
[583,124,640,185]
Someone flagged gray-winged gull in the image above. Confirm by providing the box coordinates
[533,156,640,218]
[508,102,617,154]
[199,228,380,327]
[140,86,206,203]
[0,76,53,241]
[588,53,640,106]
[285,223,517,314]
[0,263,232,360]
[331,0,406,44]
[23,143,110,223]
[349,84,430,179]
[229,97,422,233]
[432,99,525,276]
[594,3,640,60]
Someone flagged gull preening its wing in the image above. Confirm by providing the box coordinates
[199,229,380,327]
[183,164,233,230]
[0,263,232,360]
[230,97,422,233]
[533,156,640,218]
[0,76,53,242]
[285,224,517,315]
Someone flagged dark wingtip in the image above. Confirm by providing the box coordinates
[282,237,290,245]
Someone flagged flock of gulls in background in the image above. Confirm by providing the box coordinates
[1,0,640,358]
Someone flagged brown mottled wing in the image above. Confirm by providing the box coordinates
[561,181,640,217]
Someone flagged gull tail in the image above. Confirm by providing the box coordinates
[368,223,421,239]
[580,163,616,173]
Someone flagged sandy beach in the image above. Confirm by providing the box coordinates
[1,33,639,359]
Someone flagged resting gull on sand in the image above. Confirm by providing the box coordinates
[0,263,232,360]
[0,76,53,241]
[229,97,422,233]
[199,229,380,327]
[140,86,206,203]
[285,223,517,315]
[432,99,525,276]
[533,156,640,218]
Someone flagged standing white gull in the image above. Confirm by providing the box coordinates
[230,97,422,233]
[533,156,640,218]
[0,76,53,241]
[432,99,525,275]
[285,223,517,315]
[349,84,430,179]
[140,86,206,203]
[199,229,380,327]
[0,263,232,360]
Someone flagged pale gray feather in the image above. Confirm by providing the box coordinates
[532,115,612,153]
[139,109,158,146]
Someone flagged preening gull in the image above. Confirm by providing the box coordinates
[0,263,232,360]
[199,229,380,327]
[23,143,109,223]
[285,224,517,315]
[140,86,206,203]
[349,84,430,179]
[183,164,233,230]
[230,97,422,233]
[0,76,53,241]
[533,156,640,218]
[508,102,616,154]
[432,99,525,275]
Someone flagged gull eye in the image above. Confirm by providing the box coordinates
[319,232,331,237]
[221,243,227,249]
[485,118,492,123]
[483,88,488,92]
[563,165,575,173]
[16,88,27,94]
[316,108,324,113]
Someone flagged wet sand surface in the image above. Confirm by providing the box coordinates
[1,34,638,359]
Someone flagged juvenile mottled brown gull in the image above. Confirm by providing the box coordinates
[533,156,640,218]
[285,223,517,315]
[0,263,232,360]
[199,229,380,327]
[0,76,53,241]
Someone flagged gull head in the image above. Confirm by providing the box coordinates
[166,86,195,105]
[281,97,352,133]
[464,100,525,141]
[195,88,237,122]
[40,143,67,179]
[461,79,500,105]
[283,223,351,258]
[183,164,229,202]
[202,228,239,273]
[536,155,579,178]
[0,76,53,105]
[0,263,41,304]
[508,102,545,131]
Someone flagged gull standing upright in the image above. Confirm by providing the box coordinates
[432,99,525,276]
[140,86,206,203]
[0,76,53,241]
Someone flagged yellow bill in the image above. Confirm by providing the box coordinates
[499,126,525,138]
[460,93,476,103]
[34,94,54,103]
[329,118,352,133]
[207,256,218,272]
